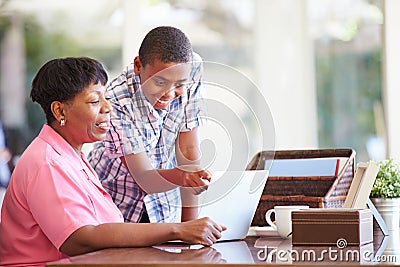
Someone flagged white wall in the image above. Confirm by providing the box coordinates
[122,0,145,66]
[253,0,318,150]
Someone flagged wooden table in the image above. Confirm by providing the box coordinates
[47,230,400,266]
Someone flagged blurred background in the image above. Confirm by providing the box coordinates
[0,0,398,176]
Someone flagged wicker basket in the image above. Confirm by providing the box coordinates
[247,148,356,226]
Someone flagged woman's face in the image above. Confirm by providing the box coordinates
[61,82,112,149]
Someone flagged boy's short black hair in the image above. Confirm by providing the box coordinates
[139,26,193,66]
[30,57,108,124]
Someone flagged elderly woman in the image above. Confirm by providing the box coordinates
[0,57,225,267]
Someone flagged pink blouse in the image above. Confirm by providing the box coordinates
[0,124,124,266]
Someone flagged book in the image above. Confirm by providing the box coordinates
[264,157,349,177]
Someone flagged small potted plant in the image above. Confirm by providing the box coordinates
[370,158,400,230]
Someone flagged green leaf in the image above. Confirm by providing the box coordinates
[370,159,400,198]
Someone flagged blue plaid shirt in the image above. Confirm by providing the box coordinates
[88,54,204,223]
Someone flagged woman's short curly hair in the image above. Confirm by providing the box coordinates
[139,26,193,66]
[30,57,108,124]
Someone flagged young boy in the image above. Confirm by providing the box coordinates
[88,26,210,223]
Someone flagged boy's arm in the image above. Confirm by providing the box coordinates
[120,128,210,195]
[176,128,203,222]
[120,153,185,193]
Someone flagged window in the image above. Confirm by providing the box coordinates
[309,0,383,161]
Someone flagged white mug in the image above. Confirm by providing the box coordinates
[265,205,309,239]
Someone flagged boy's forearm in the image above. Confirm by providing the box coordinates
[180,186,201,221]
[121,154,185,193]
[181,206,199,221]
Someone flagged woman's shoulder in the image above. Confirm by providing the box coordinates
[15,137,55,168]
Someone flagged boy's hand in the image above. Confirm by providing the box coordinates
[179,165,211,195]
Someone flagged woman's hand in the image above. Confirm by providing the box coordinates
[176,217,227,246]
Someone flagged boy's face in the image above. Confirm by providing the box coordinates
[135,57,192,110]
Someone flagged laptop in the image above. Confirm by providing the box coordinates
[197,170,269,242]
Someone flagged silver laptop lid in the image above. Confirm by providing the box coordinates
[197,170,269,241]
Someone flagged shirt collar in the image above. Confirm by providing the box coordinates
[38,124,86,170]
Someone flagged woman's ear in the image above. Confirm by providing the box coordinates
[133,56,142,75]
[51,101,66,124]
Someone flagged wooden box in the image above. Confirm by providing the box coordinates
[246,148,356,226]
[292,208,373,246]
